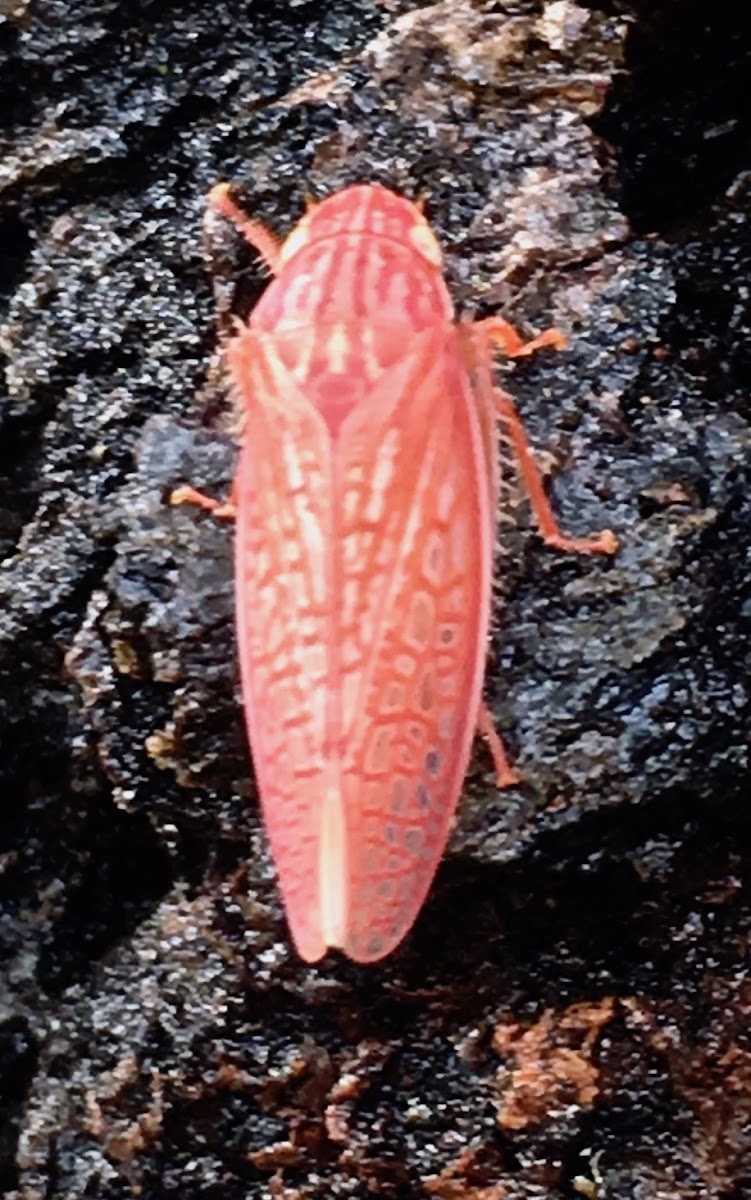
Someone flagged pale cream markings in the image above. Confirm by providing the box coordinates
[313,240,355,323]
[250,334,302,410]
[363,426,400,525]
[353,189,375,236]
[280,535,303,572]
[319,761,347,949]
[357,323,385,383]
[259,612,287,663]
[339,366,456,847]
[369,196,388,238]
[338,499,398,737]
[394,653,417,678]
[340,526,379,596]
[279,240,336,337]
[321,322,351,374]
[290,503,327,599]
[292,641,328,694]
[338,422,405,724]
[340,671,364,738]
[265,326,304,377]
[339,585,366,648]
[407,221,443,268]
[243,442,333,776]
[289,287,321,377]
[362,238,389,325]
[276,213,313,270]
[340,636,363,673]
[268,262,309,328]
[249,542,273,589]
[341,481,366,528]
[269,432,326,614]
[393,487,475,782]
[372,527,400,570]
[279,432,307,491]
[388,421,444,573]
[326,241,364,324]
[435,476,456,524]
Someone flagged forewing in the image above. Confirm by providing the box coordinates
[230,331,335,963]
[336,329,493,962]
[230,325,493,964]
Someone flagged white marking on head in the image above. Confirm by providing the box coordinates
[326,324,350,373]
[364,428,399,524]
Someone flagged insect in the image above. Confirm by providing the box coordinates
[171,182,617,963]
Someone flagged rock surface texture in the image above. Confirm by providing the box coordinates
[1,1,749,1198]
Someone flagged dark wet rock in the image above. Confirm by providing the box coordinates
[1,2,749,1198]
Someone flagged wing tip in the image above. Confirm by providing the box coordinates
[290,925,409,965]
[290,929,327,964]
[340,924,411,965]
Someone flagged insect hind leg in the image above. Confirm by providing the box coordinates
[477,702,521,788]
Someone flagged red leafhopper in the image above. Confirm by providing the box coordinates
[172,183,616,962]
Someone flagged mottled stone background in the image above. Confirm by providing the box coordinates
[1,2,749,1198]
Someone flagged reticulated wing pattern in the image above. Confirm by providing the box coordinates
[230,325,493,963]
[335,328,493,961]
[230,330,335,963]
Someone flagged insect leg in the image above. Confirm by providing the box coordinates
[207,183,283,276]
[492,389,618,554]
[477,702,521,788]
[467,321,617,555]
[475,314,568,357]
[170,480,238,520]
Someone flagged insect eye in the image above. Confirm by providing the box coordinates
[408,220,442,267]
[278,217,312,266]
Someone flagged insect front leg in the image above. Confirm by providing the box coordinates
[170,480,238,520]
[170,391,247,520]
[474,314,568,358]
[207,182,283,276]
